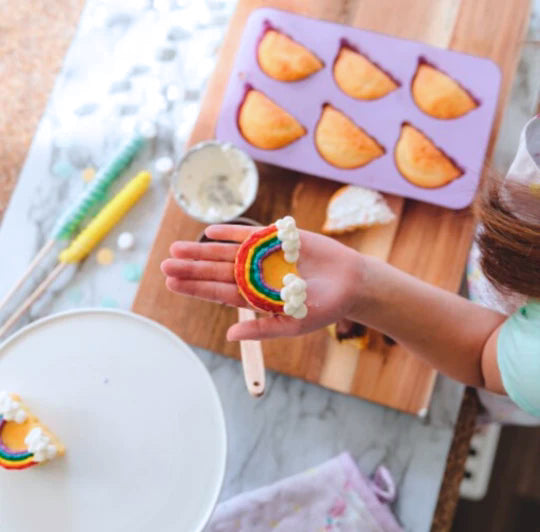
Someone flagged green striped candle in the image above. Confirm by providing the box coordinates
[51,133,146,240]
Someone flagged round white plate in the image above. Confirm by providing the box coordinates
[0,309,226,532]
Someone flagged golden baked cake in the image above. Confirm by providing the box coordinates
[238,90,306,150]
[395,124,462,188]
[258,29,324,82]
[0,391,65,470]
[412,63,477,119]
[333,47,398,100]
[315,105,385,169]
[322,185,395,235]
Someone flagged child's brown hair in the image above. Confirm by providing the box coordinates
[475,177,540,299]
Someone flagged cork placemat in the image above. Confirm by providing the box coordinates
[0,0,86,218]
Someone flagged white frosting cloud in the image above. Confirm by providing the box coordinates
[0,391,27,424]
[324,185,395,232]
[275,216,300,263]
[24,427,58,463]
[280,273,308,319]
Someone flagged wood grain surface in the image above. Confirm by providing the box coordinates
[133,0,531,415]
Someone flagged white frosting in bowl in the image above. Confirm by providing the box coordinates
[173,141,259,223]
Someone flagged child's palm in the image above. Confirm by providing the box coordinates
[161,225,359,340]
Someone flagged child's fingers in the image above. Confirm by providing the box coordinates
[161,258,235,283]
[169,241,239,262]
[226,315,302,341]
[165,277,246,307]
[205,225,259,243]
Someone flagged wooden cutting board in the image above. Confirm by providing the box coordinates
[133,0,531,414]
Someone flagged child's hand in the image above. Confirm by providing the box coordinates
[161,225,364,341]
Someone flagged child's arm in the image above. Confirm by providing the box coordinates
[161,225,507,392]
[344,256,506,390]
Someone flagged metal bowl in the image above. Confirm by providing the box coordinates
[171,140,259,224]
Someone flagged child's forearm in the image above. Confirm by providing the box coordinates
[347,255,507,388]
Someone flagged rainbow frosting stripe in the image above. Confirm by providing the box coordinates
[235,224,285,314]
[234,216,308,318]
[0,417,37,470]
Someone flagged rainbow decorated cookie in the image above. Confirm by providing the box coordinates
[234,216,308,319]
[0,391,65,470]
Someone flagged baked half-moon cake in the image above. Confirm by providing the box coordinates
[333,47,398,100]
[315,105,385,169]
[238,89,306,150]
[395,124,462,188]
[322,185,395,235]
[258,29,323,82]
[412,63,477,119]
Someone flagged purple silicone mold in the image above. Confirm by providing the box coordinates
[216,8,501,209]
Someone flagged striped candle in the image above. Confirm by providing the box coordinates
[50,132,146,240]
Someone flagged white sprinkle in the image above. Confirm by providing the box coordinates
[166,84,181,102]
[155,156,174,175]
[138,120,158,139]
[117,232,135,251]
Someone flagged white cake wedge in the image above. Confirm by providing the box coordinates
[322,185,395,235]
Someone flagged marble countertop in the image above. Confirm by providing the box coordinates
[0,1,537,530]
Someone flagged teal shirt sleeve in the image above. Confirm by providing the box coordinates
[498,300,540,418]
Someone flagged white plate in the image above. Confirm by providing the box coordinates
[0,309,227,532]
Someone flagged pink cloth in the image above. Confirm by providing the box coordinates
[207,453,403,532]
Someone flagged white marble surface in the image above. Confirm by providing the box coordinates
[0,1,538,531]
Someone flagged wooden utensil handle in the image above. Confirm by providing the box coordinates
[0,262,66,339]
[238,307,265,397]
[0,239,55,314]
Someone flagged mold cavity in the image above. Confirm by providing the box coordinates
[237,85,306,150]
[394,122,464,189]
[411,57,480,120]
[314,103,386,169]
[333,39,400,100]
[256,20,324,82]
